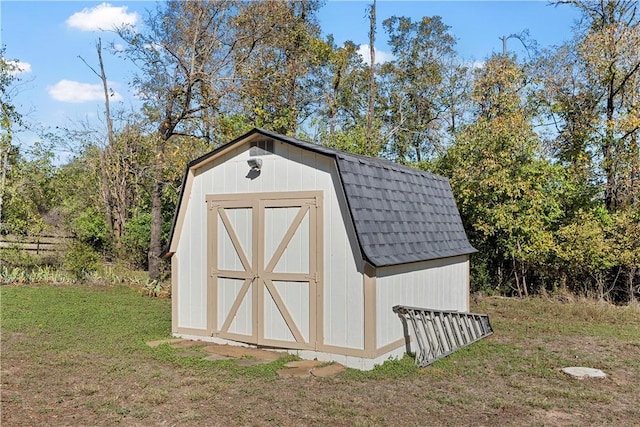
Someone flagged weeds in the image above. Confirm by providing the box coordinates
[342,354,420,380]
[141,280,170,298]
[0,265,74,285]
[0,264,166,297]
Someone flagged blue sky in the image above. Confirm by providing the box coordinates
[1,1,581,160]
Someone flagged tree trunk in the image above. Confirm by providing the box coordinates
[603,69,617,211]
[0,138,9,230]
[81,38,126,248]
[366,0,376,155]
[629,268,638,304]
[148,142,165,282]
[512,257,523,298]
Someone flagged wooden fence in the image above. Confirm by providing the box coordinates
[0,234,73,255]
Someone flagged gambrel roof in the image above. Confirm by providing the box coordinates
[163,128,476,267]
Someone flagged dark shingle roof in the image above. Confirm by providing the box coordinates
[335,154,476,266]
[165,128,476,266]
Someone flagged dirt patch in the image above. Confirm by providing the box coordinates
[201,343,283,361]
[146,338,184,347]
[532,409,580,426]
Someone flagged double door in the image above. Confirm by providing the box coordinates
[206,192,321,349]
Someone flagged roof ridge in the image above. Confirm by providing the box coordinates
[255,128,445,181]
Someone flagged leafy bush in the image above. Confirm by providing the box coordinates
[120,213,151,268]
[72,208,110,252]
[64,241,101,280]
[0,246,36,268]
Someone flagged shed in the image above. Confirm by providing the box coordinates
[162,128,476,370]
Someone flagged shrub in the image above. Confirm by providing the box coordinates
[120,213,151,269]
[64,241,101,280]
[0,246,36,268]
[72,208,110,253]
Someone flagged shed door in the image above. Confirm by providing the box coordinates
[207,192,321,350]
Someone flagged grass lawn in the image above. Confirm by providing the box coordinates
[1,283,639,426]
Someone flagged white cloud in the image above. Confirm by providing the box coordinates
[470,60,485,69]
[48,80,123,103]
[357,44,394,65]
[7,60,32,75]
[66,3,139,32]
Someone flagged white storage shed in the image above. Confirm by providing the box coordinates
[162,128,476,370]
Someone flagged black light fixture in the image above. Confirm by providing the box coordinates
[247,157,262,171]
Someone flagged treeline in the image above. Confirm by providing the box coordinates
[1,1,638,302]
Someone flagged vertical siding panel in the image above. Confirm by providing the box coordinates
[287,146,302,191]
[195,177,207,328]
[177,174,209,330]
[301,153,317,190]
[376,256,470,348]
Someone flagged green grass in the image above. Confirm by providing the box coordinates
[1,283,171,348]
[2,284,639,426]
[1,283,305,381]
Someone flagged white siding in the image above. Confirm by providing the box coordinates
[174,179,208,329]
[218,209,252,271]
[175,141,364,349]
[375,256,470,348]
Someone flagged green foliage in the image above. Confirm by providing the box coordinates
[64,241,101,280]
[540,1,640,212]
[342,354,419,380]
[0,246,36,269]
[440,55,564,296]
[1,142,57,235]
[0,265,74,284]
[554,207,640,300]
[316,122,382,157]
[120,212,151,268]
[233,0,326,135]
[72,207,110,252]
[379,15,464,162]
[140,279,171,298]
[556,207,614,271]
[468,252,497,295]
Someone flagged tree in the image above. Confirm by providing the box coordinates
[118,0,246,280]
[439,54,563,296]
[536,43,600,208]
[311,38,379,155]
[78,38,130,249]
[549,1,640,211]
[554,207,639,302]
[0,48,24,232]
[379,15,463,163]
[1,142,57,236]
[366,0,376,153]
[233,0,326,135]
